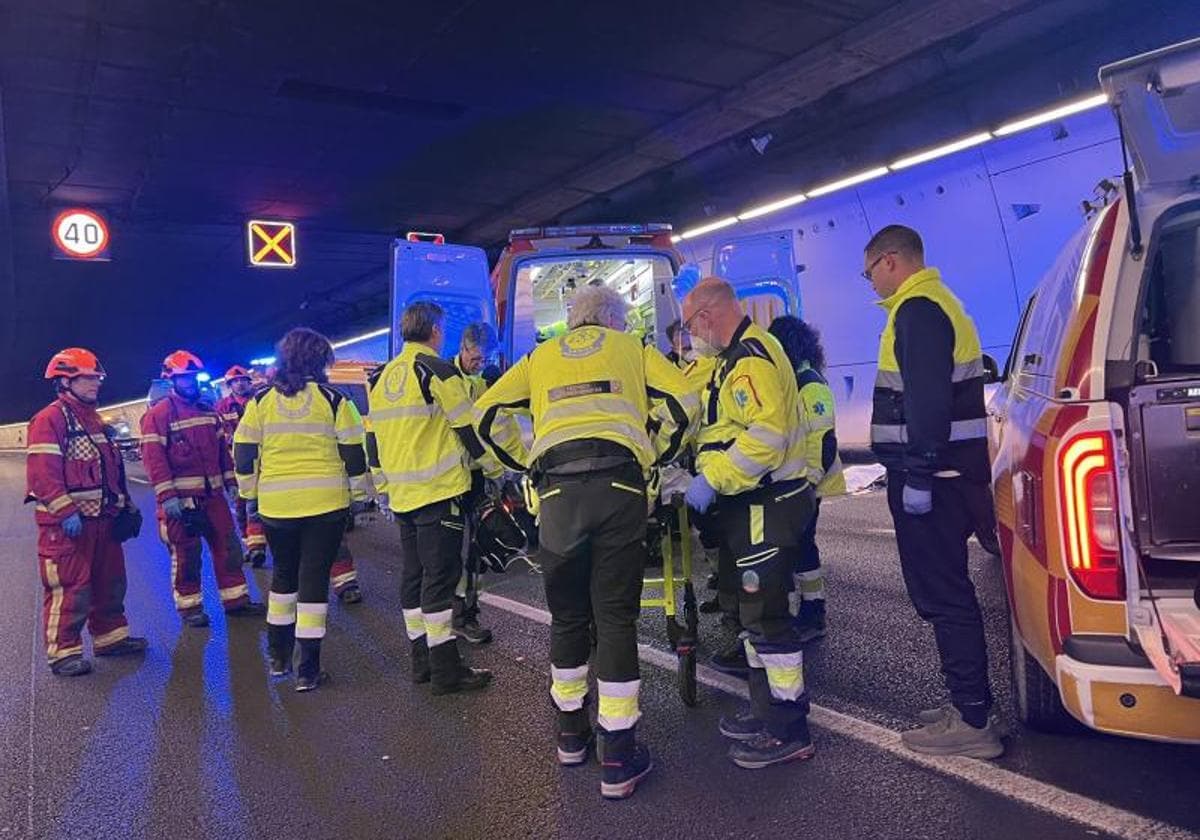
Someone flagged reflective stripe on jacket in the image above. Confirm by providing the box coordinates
[474,325,699,475]
[233,382,368,518]
[870,267,989,486]
[140,393,235,504]
[696,318,809,496]
[25,394,125,523]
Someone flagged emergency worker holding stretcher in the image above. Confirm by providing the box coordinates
[682,277,818,770]
[474,285,698,800]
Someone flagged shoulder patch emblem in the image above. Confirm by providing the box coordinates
[812,401,826,416]
[383,364,409,401]
[559,327,605,359]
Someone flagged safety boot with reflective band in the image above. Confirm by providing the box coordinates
[267,591,297,675]
[551,664,592,765]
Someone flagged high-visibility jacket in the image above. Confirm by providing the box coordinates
[366,341,500,514]
[474,325,699,474]
[454,354,486,402]
[795,364,846,497]
[214,393,248,442]
[681,355,717,395]
[696,318,808,497]
[870,267,990,487]
[140,393,236,504]
[25,394,126,525]
[233,382,368,518]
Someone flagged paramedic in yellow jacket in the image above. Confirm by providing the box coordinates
[683,277,817,770]
[768,315,845,643]
[474,285,698,800]
[366,302,496,696]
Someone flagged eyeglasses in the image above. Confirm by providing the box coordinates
[682,308,707,333]
[862,251,897,281]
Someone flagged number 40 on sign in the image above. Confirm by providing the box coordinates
[51,208,111,261]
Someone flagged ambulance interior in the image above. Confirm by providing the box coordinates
[508,254,679,362]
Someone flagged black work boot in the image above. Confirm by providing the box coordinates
[709,640,750,677]
[429,641,492,696]
[727,717,816,769]
[557,709,594,766]
[50,654,92,677]
[338,585,363,605]
[268,624,295,677]
[295,639,328,692]
[247,549,267,568]
[227,601,267,617]
[452,597,493,645]
[95,636,149,656]
[181,611,210,628]
[411,636,431,684]
[599,726,653,800]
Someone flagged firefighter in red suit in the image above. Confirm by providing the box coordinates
[216,366,362,604]
[26,349,148,677]
[141,351,265,627]
[215,366,268,567]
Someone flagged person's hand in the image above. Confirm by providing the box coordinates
[375,493,394,522]
[162,497,185,521]
[61,512,83,538]
[245,498,260,523]
[685,473,716,513]
[902,483,933,516]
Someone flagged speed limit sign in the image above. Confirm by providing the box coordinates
[51,208,111,260]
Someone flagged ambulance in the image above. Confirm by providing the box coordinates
[988,38,1200,742]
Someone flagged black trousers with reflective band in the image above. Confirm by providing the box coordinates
[717,482,815,739]
[885,471,993,713]
[396,497,464,614]
[537,462,646,684]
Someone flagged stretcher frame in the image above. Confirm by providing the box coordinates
[640,494,700,706]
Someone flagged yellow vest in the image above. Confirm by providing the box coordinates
[696,319,808,496]
[234,382,368,518]
[475,326,699,474]
[795,364,846,497]
[367,341,481,513]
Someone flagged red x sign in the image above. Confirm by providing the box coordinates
[247,220,296,268]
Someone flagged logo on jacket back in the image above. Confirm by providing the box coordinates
[559,327,605,359]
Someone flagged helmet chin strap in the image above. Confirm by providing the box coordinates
[65,378,98,404]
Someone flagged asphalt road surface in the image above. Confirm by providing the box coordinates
[1,455,1196,840]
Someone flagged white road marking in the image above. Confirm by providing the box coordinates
[479,591,1197,840]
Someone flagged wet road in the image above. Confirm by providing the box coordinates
[1,455,1195,840]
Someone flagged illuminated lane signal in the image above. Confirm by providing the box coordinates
[51,208,111,261]
[247,220,297,268]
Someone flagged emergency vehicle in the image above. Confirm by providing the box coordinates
[391,225,794,365]
[988,38,1200,742]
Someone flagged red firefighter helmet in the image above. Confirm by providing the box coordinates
[44,348,106,380]
[162,350,205,378]
[224,365,251,382]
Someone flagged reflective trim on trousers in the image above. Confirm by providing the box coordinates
[402,608,426,640]
[382,452,466,486]
[296,602,328,639]
[597,679,641,731]
[870,417,987,445]
[759,651,805,702]
[550,664,589,712]
[92,626,130,650]
[267,591,298,626]
[424,608,454,647]
[219,583,249,604]
[331,570,357,587]
[42,557,64,659]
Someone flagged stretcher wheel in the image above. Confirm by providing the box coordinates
[678,648,697,707]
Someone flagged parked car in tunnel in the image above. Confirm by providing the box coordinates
[987,37,1200,743]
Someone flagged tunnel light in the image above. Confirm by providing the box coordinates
[889,132,993,170]
[677,216,740,240]
[993,93,1108,137]
[332,327,390,350]
[805,166,890,198]
[738,192,808,221]
[250,356,276,367]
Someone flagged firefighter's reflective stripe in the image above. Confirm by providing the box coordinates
[295,602,328,639]
[696,319,808,496]
[47,495,74,514]
[219,583,249,604]
[424,607,454,647]
[796,569,826,601]
[267,591,297,625]
[170,416,218,432]
[161,519,203,611]
[551,664,589,712]
[42,557,65,659]
[92,626,130,650]
[597,679,641,731]
[234,382,366,518]
[402,608,426,640]
[331,570,357,588]
[745,640,805,701]
[26,443,62,455]
[368,342,482,512]
[172,474,224,491]
[474,326,697,474]
[870,417,987,444]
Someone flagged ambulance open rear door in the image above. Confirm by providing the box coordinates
[709,230,799,325]
[390,234,496,358]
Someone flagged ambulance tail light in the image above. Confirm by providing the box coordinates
[1057,431,1125,600]
[406,231,445,244]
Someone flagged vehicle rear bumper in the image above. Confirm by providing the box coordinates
[1055,654,1200,744]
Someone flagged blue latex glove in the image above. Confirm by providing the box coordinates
[61,512,83,538]
[902,483,933,516]
[685,473,716,513]
[349,499,369,516]
[245,498,260,523]
[162,497,185,521]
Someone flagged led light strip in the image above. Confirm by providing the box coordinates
[671,92,1109,243]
